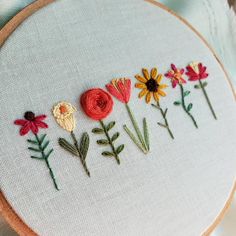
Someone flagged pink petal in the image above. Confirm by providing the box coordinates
[34,115,47,121]
[19,122,31,136]
[30,122,39,134]
[171,64,177,72]
[172,80,177,88]
[14,119,27,126]
[180,68,185,74]
[35,121,48,128]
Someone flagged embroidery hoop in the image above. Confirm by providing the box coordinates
[0,0,235,235]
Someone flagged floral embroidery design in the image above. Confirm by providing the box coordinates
[14,111,59,190]
[106,78,150,154]
[80,88,124,164]
[52,102,90,177]
[165,64,198,128]
[186,62,217,120]
[135,68,174,139]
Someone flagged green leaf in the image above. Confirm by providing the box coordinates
[194,84,201,89]
[164,108,168,117]
[174,101,181,105]
[97,139,109,145]
[143,118,149,151]
[58,138,78,156]
[45,149,53,159]
[111,132,120,142]
[106,121,116,131]
[202,81,208,87]
[157,122,167,128]
[28,147,41,152]
[187,103,193,111]
[27,139,37,144]
[39,134,47,144]
[116,144,124,154]
[42,140,49,151]
[184,90,190,97]
[31,156,44,160]
[92,128,104,134]
[102,151,114,157]
[80,132,90,159]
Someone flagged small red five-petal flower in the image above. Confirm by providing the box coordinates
[186,62,209,81]
[14,111,48,136]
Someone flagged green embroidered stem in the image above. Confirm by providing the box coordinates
[71,131,90,177]
[99,120,120,164]
[179,84,198,128]
[34,134,59,190]
[199,79,217,120]
[152,101,174,139]
[124,103,149,153]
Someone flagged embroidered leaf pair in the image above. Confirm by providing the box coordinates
[106,78,150,154]
[14,112,59,190]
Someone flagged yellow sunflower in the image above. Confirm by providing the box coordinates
[135,68,168,103]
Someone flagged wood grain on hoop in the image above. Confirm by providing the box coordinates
[0,0,235,235]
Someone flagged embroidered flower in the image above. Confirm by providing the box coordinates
[165,64,186,88]
[186,62,217,120]
[165,64,198,128]
[186,62,208,81]
[80,88,113,121]
[14,111,48,136]
[135,68,168,103]
[14,112,59,190]
[80,88,124,164]
[52,101,91,177]
[106,78,131,103]
[52,102,76,132]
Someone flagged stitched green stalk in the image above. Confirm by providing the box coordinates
[71,131,91,177]
[34,134,59,190]
[99,120,120,164]
[153,101,174,139]
[199,79,217,120]
[179,84,198,128]
[124,103,148,152]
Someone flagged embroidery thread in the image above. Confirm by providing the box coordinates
[186,62,217,120]
[14,112,59,190]
[106,78,150,154]
[134,68,174,139]
[80,88,124,164]
[52,102,90,177]
[165,64,198,128]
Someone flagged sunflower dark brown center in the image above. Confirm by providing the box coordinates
[24,111,35,121]
[146,78,158,92]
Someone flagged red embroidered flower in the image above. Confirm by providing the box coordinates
[14,111,48,136]
[106,78,131,103]
[80,88,113,120]
[186,62,209,81]
[165,64,186,88]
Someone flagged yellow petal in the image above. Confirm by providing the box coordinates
[156,74,163,84]
[151,68,158,79]
[135,75,147,83]
[139,89,148,98]
[159,84,168,89]
[145,91,152,103]
[135,83,146,89]
[153,92,160,101]
[56,114,75,132]
[142,68,150,80]
[158,89,166,97]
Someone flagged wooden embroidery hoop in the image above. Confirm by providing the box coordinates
[0,0,235,235]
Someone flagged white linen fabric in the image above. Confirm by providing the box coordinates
[0,0,236,235]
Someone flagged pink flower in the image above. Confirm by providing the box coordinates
[186,62,208,81]
[165,64,186,88]
[106,78,131,103]
[14,112,48,136]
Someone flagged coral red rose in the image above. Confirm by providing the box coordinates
[80,88,113,120]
